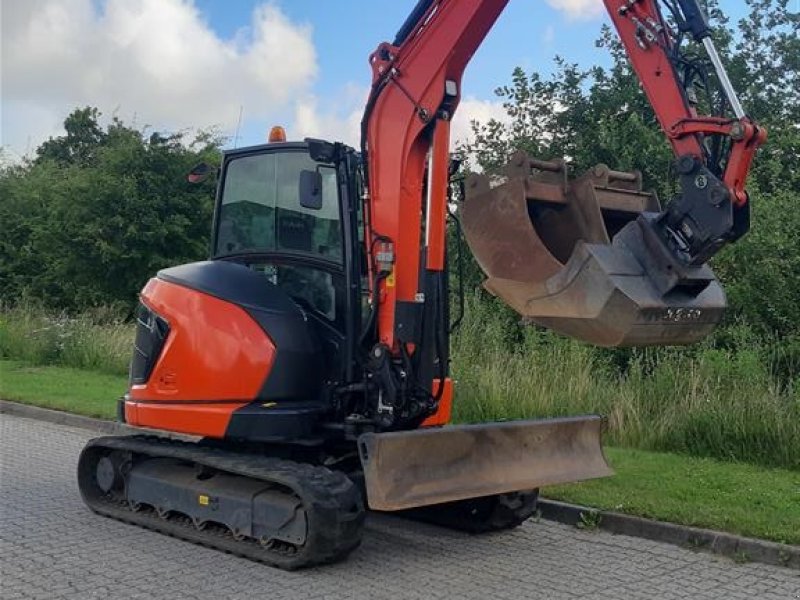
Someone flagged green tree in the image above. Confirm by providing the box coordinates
[0,108,222,311]
[36,107,107,166]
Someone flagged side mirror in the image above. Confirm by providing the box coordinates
[187,162,215,184]
[299,169,323,210]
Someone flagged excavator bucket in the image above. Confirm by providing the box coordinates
[462,151,726,347]
[359,415,612,511]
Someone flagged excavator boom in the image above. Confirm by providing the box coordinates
[362,0,763,355]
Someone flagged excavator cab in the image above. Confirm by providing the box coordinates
[462,151,726,346]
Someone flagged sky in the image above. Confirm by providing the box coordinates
[1,0,749,160]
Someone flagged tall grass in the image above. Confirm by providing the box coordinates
[0,303,132,376]
[451,293,800,471]
[1,300,798,470]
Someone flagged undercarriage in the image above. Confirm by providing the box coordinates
[78,434,542,569]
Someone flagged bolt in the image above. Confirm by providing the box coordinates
[694,174,708,189]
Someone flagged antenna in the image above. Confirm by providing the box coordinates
[233,105,243,148]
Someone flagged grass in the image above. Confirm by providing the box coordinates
[451,293,800,471]
[0,360,126,419]
[0,303,132,376]
[1,300,799,469]
[544,446,800,546]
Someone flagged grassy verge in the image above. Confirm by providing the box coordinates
[0,360,126,419]
[0,303,131,376]
[2,359,798,546]
[545,447,800,546]
[452,294,800,471]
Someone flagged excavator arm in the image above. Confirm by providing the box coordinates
[607,0,766,264]
[362,0,764,353]
[355,0,764,510]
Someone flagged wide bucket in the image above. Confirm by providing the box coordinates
[461,151,726,347]
[358,415,612,511]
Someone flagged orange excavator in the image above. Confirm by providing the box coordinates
[77,0,764,569]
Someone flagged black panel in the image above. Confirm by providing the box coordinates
[129,302,169,385]
[415,270,449,394]
[158,261,299,314]
[246,307,323,402]
[395,301,423,344]
[225,400,328,443]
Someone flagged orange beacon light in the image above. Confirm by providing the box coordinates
[268,126,287,143]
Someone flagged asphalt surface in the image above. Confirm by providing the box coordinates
[1,413,798,600]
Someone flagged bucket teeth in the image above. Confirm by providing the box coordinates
[462,151,726,347]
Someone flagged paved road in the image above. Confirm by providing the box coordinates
[1,413,797,600]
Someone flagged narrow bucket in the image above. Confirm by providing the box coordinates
[358,415,612,511]
[461,151,726,347]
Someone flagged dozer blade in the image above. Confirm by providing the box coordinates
[358,415,612,511]
[462,151,726,346]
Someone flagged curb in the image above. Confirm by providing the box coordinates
[537,499,799,570]
[2,400,797,570]
[0,399,195,440]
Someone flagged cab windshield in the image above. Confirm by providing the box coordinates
[215,150,342,264]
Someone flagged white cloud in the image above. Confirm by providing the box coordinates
[451,96,509,146]
[291,88,509,153]
[292,82,366,147]
[1,0,317,157]
[545,0,604,20]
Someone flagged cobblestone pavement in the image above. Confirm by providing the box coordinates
[1,413,798,600]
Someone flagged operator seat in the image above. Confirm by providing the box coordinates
[278,210,314,252]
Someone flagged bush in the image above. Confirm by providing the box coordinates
[0,108,220,312]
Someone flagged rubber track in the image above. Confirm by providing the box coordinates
[77,435,365,570]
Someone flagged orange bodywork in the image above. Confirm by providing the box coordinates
[605,0,765,208]
[125,278,275,437]
[125,401,254,438]
[365,0,510,351]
